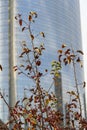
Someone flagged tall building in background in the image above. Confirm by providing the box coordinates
[0,0,85,123]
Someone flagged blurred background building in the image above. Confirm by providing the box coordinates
[0,0,85,125]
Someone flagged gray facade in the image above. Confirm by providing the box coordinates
[0,0,85,123]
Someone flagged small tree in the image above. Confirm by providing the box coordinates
[56,44,85,129]
[9,12,63,130]
[0,12,87,130]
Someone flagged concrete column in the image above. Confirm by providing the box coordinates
[54,73,63,127]
[9,0,16,108]
[54,73,63,112]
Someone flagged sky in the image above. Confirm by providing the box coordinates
[80,0,87,104]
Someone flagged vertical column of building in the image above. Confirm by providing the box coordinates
[54,73,63,112]
[9,0,16,108]
[54,74,63,126]
[0,0,10,122]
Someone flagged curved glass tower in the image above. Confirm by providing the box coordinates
[0,0,9,121]
[0,0,85,123]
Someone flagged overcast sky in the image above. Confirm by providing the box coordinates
[80,0,87,104]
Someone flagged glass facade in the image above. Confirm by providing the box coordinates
[0,0,9,121]
[0,0,85,122]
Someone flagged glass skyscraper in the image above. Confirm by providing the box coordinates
[0,0,85,123]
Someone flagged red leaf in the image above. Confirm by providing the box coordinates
[45,69,48,72]
[83,81,86,88]
[22,27,26,32]
[62,44,66,48]
[0,65,2,71]
[30,11,37,18]
[65,49,70,55]
[76,57,80,62]
[36,60,41,66]
[58,55,62,62]
[30,34,34,40]
[77,50,84,55]
[40,32,45,38]
[13,66,18,71]
[22,97,28,102]
[18,14,21,17]
[18,72,22,75]
[58,50,62,54]
[19,19,22,26]
[15,16,17,20]
[25,65,32,71]
[13,66,17,68]
[72,98,77,102]
[29,15,32,21]
[15,100,20,107]
[29,88,34,92]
